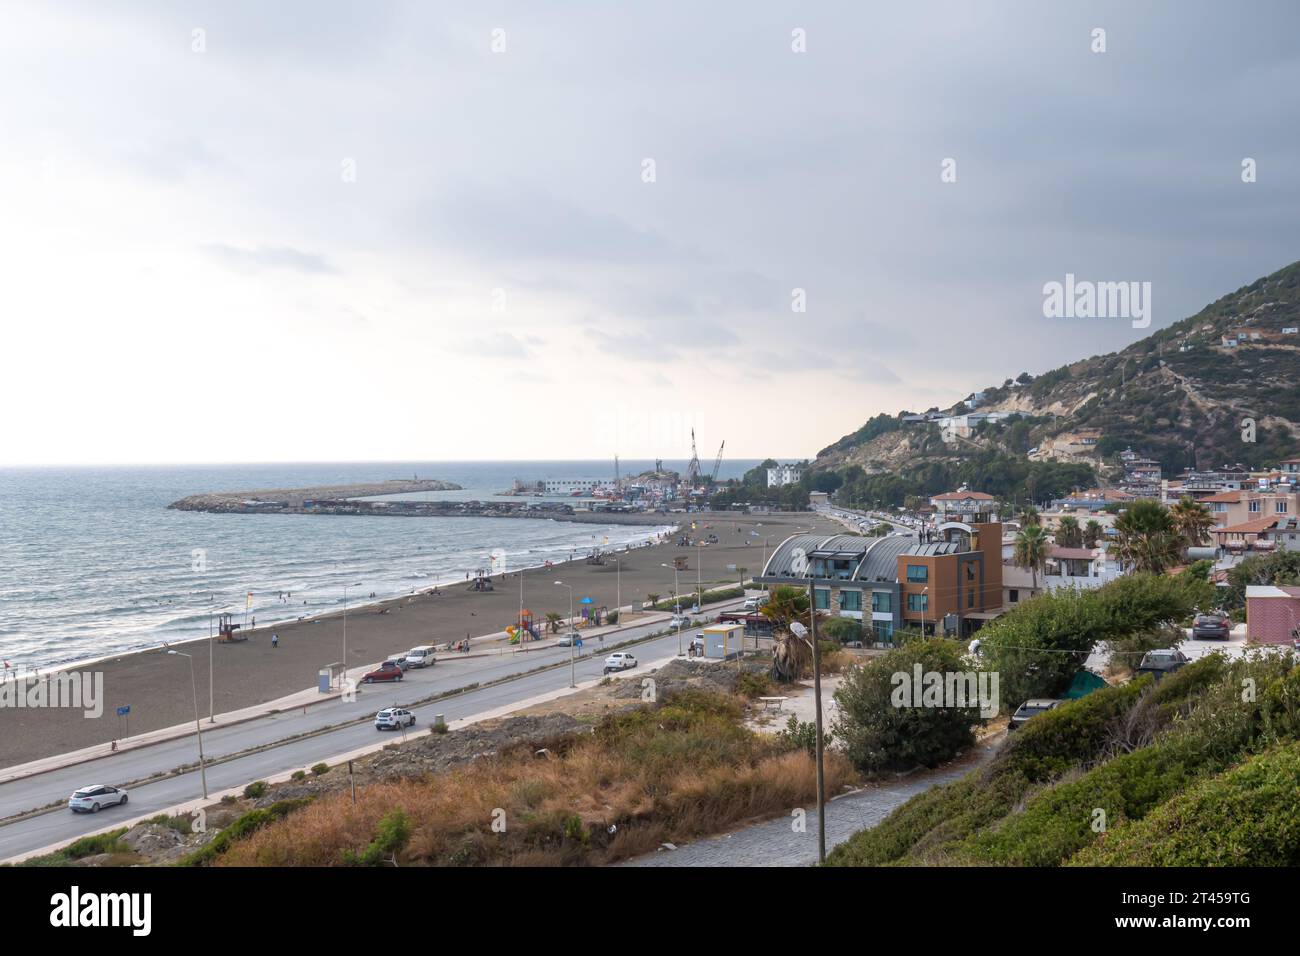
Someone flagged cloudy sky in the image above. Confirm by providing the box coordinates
[2,0,1298,465]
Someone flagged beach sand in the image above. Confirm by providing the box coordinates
[0,512,832,769]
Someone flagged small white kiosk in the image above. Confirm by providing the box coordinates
[700,623,744,661]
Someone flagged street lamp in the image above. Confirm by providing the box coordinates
[922,586,929,636]
[614,556,621,624]
[165,646,208,800]
[206,600,230,723]
[790,616,826,865]
[661,562,683,655]
[342,581,363,688]
[554,581,575,687]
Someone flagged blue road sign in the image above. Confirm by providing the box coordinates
[116,705,130,716]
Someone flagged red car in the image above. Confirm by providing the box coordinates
[361,661,404,684]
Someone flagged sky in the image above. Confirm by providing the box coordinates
[2,0,1298,466]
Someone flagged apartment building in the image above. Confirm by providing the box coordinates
[766,463,804,487]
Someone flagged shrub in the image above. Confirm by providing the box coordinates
[180,798,314,866]
[776,714,832,757]
[736,671,772,699]
[343,809,412,866]
[819,617,861,645]
[243,781,268,799]
[291,771,306,781]
[832,638,983,773]
[311,763,330,776]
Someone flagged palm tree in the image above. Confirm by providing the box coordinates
[1113,499,1183,574]
[544,611,563,635]
[646,592,660,609]
[1083,519,1104,549]
[1013,525,1051,591]
[1056,516,1083,549]
[760,585,816,682]
[1020,504,1041,527]
[1170,496,1214,549]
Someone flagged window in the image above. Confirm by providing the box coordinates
[907,593,929,612]
[906,564,929,583]
[871,591,892,613]
[840,590,861,612]
[1249,500,1261,513]
[1277,501,1289,514]
[968,590,975,608]
[872,621,894,643]
[814,588,830,610]
[1009,589,1020,603]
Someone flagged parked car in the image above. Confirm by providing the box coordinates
[1008,699,1061,731]
[1192,612,1231,640]
[555,634,579,647]
[1137,648,1189,679]
[69,784,128,813]
[604,652,637,673]
[361,661,404,683]
[670,615,690,628]
[374,708,416,730]
[402,646,437,668]
[742,596,768,612]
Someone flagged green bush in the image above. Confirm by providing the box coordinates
[310,763,330,776]
[735,671,772,699]
[243,781,268,799]
[776,714,832,757]
[819,617,861,645]
[1069,741,1300,866]
[832,638,983,773]
[181,798,314,866]
[343,809,413,866]
[291,770,306,781]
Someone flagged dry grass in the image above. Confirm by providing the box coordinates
[218,690,855,867]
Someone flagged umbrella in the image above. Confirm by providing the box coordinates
[580,596,594,605]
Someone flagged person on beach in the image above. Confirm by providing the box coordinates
[271,634,279,648]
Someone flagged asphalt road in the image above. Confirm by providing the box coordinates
[0,608,737,861]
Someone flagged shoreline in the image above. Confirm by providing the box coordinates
[0,512,831,768]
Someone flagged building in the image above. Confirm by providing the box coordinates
[1203,489,1298,528]
[757,533,915,643]
[540,478,603,496]
[766,463,804,487]
[1245,585,1300,645]
[1002,544,1123,606]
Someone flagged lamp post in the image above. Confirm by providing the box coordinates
[340,581,364,687]
[165,646,208,799]
[661,561,682,654]
[554,581,575,687]
[696,539,703,611]
[791,611,825,865]
[615,556,621,623]
[922,586,929,636]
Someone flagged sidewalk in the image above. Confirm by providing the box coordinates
[0,603,700,786]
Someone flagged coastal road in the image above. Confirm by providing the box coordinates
[0,611,738,861]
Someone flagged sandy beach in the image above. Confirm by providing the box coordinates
[0,512,830,769]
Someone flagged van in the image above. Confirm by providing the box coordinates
[402,645,437,669]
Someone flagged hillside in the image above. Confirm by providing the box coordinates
[817,260,1300,480]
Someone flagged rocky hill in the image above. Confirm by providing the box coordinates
[818,260,1300,479]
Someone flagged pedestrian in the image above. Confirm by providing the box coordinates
[272,633,279,648]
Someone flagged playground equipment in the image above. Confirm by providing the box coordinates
[585,550,606,565]
[469,569,494,592]
[506,609,542,643]
[216,613,246,644]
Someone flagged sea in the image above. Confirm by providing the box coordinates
[0,460,760,672]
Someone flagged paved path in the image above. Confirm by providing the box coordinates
[622,739,999,867]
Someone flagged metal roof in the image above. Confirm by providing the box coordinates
[760,531,919,582]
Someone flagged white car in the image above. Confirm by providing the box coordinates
[402,646,437,669]
[374,708,416,731]
[670,615,690,628]
[69,784,128,813]
[603,652,638,673]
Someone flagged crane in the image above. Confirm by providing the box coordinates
[710,440,725,482]
[686,429,702,485]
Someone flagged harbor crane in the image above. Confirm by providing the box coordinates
[686,429,702,485]
[710,440,725,482]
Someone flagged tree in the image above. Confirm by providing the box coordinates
[1083,519,1104,548]
[832,638,982,772]
[545,612,563,635]
[1113,500,1184,574]
[760,585,816,682]
[1014,525,1051,590]
[1020,505,1041,527]
[1170,496,1214,549]
[1056,516,1083,549]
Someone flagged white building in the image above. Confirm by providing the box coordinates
[767,463,804,487]
[542,478,602,495]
